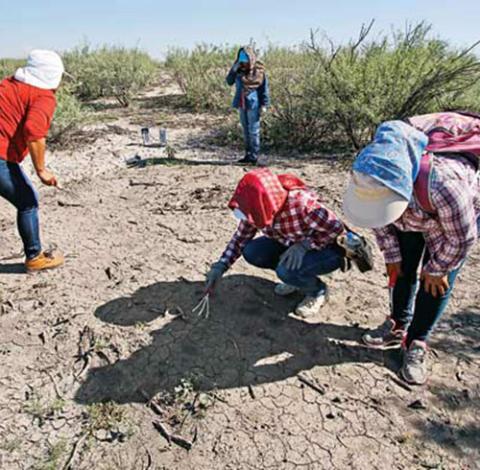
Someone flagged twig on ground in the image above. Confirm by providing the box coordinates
[170,433,193,451]
[298,375,326,395]
[152,417,196,450]
[74,326,95,380]
[143,448,153,470]
[248,384,256,399]
[180,392,200,429]
[63,433,87,470]
[140,389,166,416]
[45,369,64,400]
[152,419,171,444]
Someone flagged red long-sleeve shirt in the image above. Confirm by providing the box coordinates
[0,77,56,163]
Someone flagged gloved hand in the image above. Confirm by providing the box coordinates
[205,261,228,291]
[232,62,240,73]
[336,231,374,273]
[279,242,308,271]
[261,106,268,114]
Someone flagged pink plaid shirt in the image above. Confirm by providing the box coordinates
[374,154,480,276]
[220,189,344,268]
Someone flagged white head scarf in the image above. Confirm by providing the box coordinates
[14,50,64,90]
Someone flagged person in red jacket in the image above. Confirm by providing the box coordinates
[0,50,64,271]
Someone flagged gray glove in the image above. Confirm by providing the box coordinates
[232,62,240,73]
[279,242,308,271]
[206,261,228,290]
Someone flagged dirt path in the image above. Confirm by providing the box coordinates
[0,79,479,470]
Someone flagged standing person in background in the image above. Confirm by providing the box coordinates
[226,46,270,165]
[0,50,65,272]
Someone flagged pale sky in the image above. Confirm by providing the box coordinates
[1,0,479,58]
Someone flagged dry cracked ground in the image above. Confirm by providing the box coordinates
[0,78,479,470]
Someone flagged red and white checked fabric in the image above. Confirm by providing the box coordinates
[220,188,344,268]
[374,154,480,276]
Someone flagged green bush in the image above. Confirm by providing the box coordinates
[167,23,480,152]
[49,86,90,144]
[166,44,238,111]
[63,44,158,106]
[0,58,23,79]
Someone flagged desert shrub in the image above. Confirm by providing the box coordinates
[63,44,158,106]
[165,44,238,111]
[305,21,480,149]
[0,58,23,79]
[49,86,90,144]
[168,22,480,152]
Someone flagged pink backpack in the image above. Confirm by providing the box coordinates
[408,111,480,213]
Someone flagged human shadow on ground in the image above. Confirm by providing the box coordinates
[0,262,25,274]
[75,275,397,405]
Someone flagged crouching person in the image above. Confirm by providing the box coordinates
[206,168,372,318]
[343,120,480,385]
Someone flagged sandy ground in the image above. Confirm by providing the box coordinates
[0,78,479,470]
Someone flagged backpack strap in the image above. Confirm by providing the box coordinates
[414,153,435,214]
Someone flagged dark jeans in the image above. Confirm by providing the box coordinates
[242,236,344,295]
[392,231,463,345]
[239,107,260,160]
[0,158,41,259]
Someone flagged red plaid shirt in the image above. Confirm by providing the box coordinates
[374,154,480,276]
[220,189,344,268]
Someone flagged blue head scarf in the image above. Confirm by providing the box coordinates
[352,121,428,201]
[238,50,249,63]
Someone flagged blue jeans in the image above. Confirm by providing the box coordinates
[242,236,345,295]
[239,107,260,160]
[391,230,463,345]
[0,159,41,259]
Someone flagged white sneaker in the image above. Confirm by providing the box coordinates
[295,289,328,318]
[274,283,299,296]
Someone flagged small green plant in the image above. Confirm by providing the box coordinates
[35,440,68,470]
[85,401,126,433]
[23,392,65,426]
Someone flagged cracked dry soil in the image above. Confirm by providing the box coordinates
[0,80,479,470]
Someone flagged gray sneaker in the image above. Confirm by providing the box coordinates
[362,317,406,348]
[399,340,428,385]
[274,283,299,297]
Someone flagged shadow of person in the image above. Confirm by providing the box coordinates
[75,274,392,405]
[0,262,25,274]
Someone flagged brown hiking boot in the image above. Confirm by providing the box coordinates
[25,251,64,272]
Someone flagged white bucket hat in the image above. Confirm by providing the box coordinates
[14,49,64,90]
[343,171,409,228]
